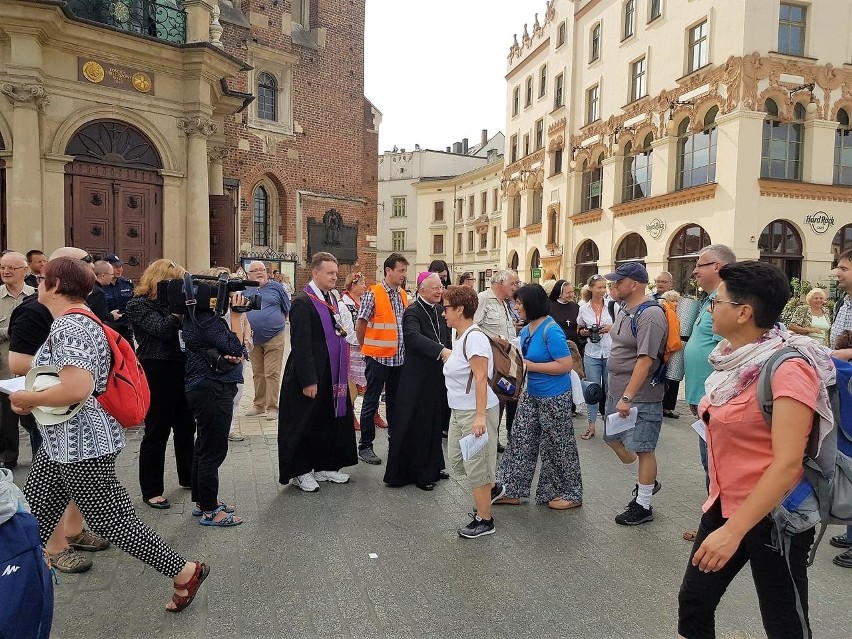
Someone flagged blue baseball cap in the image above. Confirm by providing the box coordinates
[104,254,123,266]
[603,262,649,284]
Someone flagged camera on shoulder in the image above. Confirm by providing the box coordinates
[157,272,262,318]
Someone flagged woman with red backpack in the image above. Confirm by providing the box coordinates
[9,257,208,613]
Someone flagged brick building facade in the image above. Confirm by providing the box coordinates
[219,0,378,287]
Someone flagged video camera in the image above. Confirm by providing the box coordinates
[157,272,262,317]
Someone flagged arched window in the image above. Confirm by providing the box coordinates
[667,224,711,294]
[761,99,804,180]
[547,208,558,245]
[615,233,647,265]
[253,185,270,246]
[834,108,852,185]
[257,73,278,122]
[531,187,543,224]
[581,157,603,212]
[832,223,852,266]
[676,106,718,189]
[758,219,802,281]
[575,239,599,284]
[509,251,519,271]
[622,133,653,202]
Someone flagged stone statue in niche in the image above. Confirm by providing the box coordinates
[323,208,343,245]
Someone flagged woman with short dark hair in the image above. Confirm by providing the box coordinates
[677,261,832,638]
[493,284,583,510]
[11,257,208,612]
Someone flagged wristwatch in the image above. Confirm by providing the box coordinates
[621,395,633,403]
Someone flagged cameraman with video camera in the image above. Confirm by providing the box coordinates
[181,278,251,527]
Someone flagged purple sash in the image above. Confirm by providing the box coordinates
[305,286,349,417]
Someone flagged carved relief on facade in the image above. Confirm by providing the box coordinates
[508,4,555,62]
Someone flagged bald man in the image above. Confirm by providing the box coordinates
[0,251,34,470]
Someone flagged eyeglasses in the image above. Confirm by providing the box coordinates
[709,298,744,311]
[695,261,718,269]
[441,304,456,310]
[0,266,26,272]
[80,254,94,264]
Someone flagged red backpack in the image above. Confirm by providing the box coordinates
[63,308,150,428]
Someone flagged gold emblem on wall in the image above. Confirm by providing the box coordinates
[82,61,105,84]
[131,73,152,93]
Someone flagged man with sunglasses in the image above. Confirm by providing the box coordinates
[681,244,736,541]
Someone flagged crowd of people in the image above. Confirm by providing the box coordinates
[2,241,851,637]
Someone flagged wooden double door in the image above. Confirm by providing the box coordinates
[65,162,162,280]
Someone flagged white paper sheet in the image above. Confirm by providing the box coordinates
[0,377,25,395]
[605,407,638,436]
[460,431,489,461]
[691,419,707,442]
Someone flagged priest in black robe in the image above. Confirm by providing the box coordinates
[383,272,452,490]
[278,252,357,492]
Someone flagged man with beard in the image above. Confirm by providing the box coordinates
[383,273,452,490]
[278,252,357,492]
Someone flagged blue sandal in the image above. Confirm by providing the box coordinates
[198,505,242,527]
[192,502,235,517]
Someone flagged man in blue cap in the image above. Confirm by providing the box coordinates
[602,262,668,526]
[102,254,134,345]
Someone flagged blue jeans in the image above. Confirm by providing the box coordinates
[583,355,607,423]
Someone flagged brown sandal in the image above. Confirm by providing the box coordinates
[682,529,698,542]
[580,426,595,440]
[548,499,582,510]
[166,562,209,613]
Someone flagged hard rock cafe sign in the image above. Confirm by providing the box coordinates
[645,218,666,240]
[804,211,835,234]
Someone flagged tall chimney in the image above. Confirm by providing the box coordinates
[481,129,488,145]
[462,138,469,154]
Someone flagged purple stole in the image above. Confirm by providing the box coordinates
[305,285,349,417]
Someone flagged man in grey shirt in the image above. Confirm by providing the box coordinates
[474,269,520,450]
[603,263,668,526]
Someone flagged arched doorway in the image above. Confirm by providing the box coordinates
[0,131,6,250]
[758,219,802,281]
[508,250,519,271]
[832,223,852,266]
[575,239,599,285]
[615,233,647,265]
[667,224,711,294]
[530,248,541,281]
[64,120,164,280]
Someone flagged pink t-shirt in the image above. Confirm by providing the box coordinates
[698,358,818,518]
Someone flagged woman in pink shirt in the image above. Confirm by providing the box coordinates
[677,261,832,639]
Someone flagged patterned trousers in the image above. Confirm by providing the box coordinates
[24,450,187,578]
[497,390,583,504]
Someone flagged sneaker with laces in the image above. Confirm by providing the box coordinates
[290,472,320,492]
[314,470,350,484]
[458,515,495,539]
[615,499,654,526]
[490,483,507,504]
[66,528,110,552]
[49,548,93,573]
[358,447,382,465]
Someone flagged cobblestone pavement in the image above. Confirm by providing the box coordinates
[10,334,852,638]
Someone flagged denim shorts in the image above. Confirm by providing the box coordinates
[603,397,663,453]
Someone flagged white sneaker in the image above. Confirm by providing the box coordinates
[314,470,350,484]
[291,472,320,492]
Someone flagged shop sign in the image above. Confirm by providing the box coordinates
[645,218,666,239]
[804,211,835,234]
[531,267,542,279]
[78,58,154,95]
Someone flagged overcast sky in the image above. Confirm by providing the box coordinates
[365,0,545,153]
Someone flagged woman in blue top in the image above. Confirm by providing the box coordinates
[493,284,583,510]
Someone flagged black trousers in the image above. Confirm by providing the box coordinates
[138,360,196,500]
[663,379,680,412]
[187,380,237,512]
[359,358,401,450]
[678,498,814,639]
[0,392,21,464]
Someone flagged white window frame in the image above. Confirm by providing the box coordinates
[687,20,709,73]
[623,0,636,40]
[630,56,647,102]
[391,230,406,252]
[391,196,406,218]
[586,84,600,125]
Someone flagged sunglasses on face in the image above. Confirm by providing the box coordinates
[80,254,94,264]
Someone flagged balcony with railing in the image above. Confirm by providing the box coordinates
[66,0,187,44]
